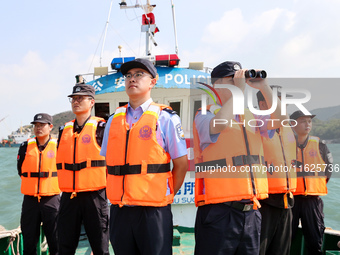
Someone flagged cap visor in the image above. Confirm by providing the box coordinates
[68,92,93,97]
[120,62,151,76]
[31,121,49,124]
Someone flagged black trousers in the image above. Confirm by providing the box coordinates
[291,196,325,255]
[195,203,262,255]
[58,189,109,255]
[21,194,60,255]
[259,202,292,255]
[109,204,173,255]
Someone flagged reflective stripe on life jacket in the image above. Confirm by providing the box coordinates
[194,106,268,207]
[56,117,106,193]
[293,136,327,196]
[262,126,297,194]
[106,103,173,207]
[21,138,60,196]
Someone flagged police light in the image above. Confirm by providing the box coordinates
[155,54,180,67]
[111,57,135,70]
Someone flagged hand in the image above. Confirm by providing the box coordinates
[233,69,246,91]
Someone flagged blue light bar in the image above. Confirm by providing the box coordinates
[111,57,136,70]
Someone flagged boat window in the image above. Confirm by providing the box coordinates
[95,103,110,121]
[193,100,201,121]
[169,101,181,117]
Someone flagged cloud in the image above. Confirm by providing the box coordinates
[202,9,249,45]
[201,8,296,47]
[0,49,93,138]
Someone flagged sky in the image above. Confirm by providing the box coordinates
[1,0,340,139]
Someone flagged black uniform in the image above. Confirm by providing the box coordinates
[259,194,294,255]
[195,202,261,255]
[57,117,109,255]
[17,138,60,255]
[291,137,333,255]
[259,128,295,255]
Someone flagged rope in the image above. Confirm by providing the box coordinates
[0,225,21,255]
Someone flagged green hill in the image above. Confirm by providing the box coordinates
[311,105,340,121]
[51,111,75,135]
[309,106,340,142]
[13,111,75,138]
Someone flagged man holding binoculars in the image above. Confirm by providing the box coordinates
[193,61,287,255]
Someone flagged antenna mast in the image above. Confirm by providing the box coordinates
[170,0,179,55]
[100,0,114,67]
[120,0,157,56]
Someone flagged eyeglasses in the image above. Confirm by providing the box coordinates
[69,96,93,103]
[123,72,153,80]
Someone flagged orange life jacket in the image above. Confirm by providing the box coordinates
[56,117,106,195]
[106,103,173,207]
[293,136,327,196]
[194,106,268,207]
[21,137,60,198]
[262,126,297,194]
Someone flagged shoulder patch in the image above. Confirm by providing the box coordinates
[59,125,65,131]
[163,108,177,115]
[176,123,185,140]
[327,153,333,164]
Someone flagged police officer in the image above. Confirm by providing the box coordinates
[100,58,188,255]
[56,84,109,255]
[193,61,287,255]
[257,86,297,255]
[290,110,333,255]
[17,113,60,255]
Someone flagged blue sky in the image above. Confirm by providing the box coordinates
[1,0,340,138]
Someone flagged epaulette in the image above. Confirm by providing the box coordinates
[163,108,177,115]
[98,121,106,128]
[20,141,28,147]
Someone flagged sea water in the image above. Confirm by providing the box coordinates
[0,145,340,231]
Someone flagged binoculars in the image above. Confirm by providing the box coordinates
[245,69,267,79]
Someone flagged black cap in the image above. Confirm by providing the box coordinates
[211,61,242,83]
[290,110,316,120]
[68,84,95,98]
[31,113,53,124]
[120,58,157,78]
[256,85,293,102]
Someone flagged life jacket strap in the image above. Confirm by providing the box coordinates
[194,155,265,172]
[232,155,265,166]
[22,172,58,178]
[107,163,170,175]
[297,171,326,177]
[57,160,106,171]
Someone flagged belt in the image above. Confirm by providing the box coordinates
[224,201,254,211]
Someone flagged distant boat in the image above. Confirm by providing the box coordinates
[1,1,339,255]
[0,130,32,147]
